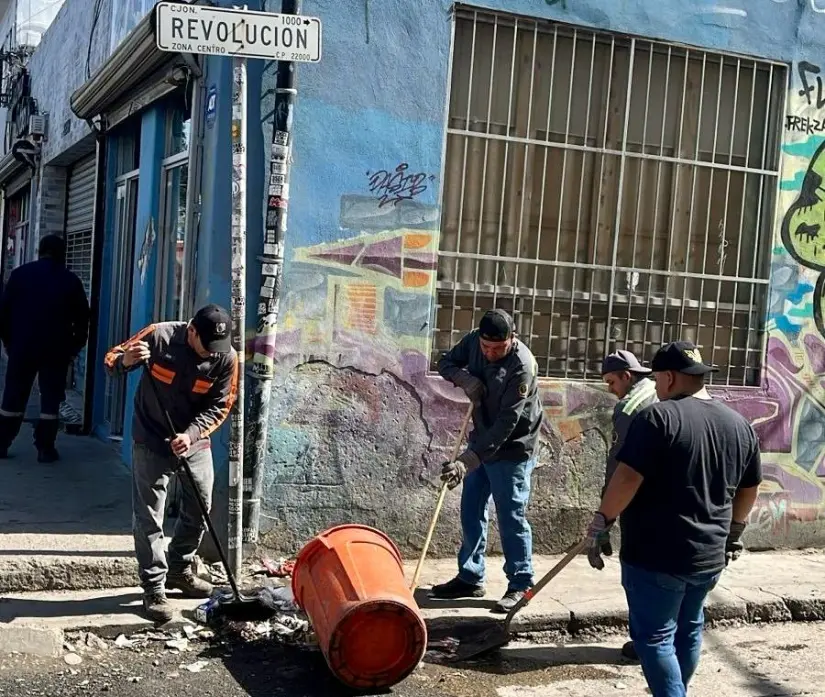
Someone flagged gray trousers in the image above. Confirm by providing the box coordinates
[132,442,214,592]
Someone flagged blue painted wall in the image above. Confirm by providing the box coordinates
[222,0,825,554]
[77,0,825,552]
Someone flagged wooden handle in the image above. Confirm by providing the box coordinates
[410,402,474,591]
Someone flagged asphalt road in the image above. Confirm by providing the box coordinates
[0,622,823,697]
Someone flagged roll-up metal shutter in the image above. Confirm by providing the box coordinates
[64,154,96,409]
[65,155,96,294]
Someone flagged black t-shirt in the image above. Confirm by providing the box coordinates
[616,395,762,575]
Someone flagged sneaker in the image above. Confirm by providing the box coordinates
[428,576,485,600]
[492,589,527,614]
[166,570,214,598]
[142,591,173,623]
[621,640,638,660]
[37,447,59,463]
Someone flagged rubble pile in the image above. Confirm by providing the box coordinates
[196,556,317,649]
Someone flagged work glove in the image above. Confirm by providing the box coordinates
[585,512,615,570]
[725,520,747,566]
[440,450,481,490]
[597,531,613,557]
[452,371,486,405]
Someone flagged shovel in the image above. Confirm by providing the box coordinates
[409,402,474,591]
[449,537,590,661]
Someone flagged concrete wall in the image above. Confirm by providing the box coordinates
[25,0,110,163]
[238,0,825,558]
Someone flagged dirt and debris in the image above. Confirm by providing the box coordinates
[254,558,296,578]
[182,660,209,673]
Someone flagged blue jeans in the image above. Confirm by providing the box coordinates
[622,561,721,697]
[457,456,535,591]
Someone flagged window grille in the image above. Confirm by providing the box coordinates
[432,7,786,385]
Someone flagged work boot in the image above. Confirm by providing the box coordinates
[142,590,173,624]
[429,576,485,600]
[34,419,60,462]
[621,640,638,660]
[492,589,527,614]
[37,447,60,463]
[166,570,214,598]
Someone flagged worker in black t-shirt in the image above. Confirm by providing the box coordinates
[584,341,762,697]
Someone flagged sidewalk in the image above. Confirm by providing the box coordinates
[411,550,825,636]
[0,549,823,657]
[0,423,136,594]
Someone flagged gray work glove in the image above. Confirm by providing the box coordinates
[452,370,486,404]
[725,520,747,566]
[440,450,481,490]
[586,512,615,570]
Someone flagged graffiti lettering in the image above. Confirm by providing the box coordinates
[366,163,434,208]
[798,62,825,109]
[785,114,825,134]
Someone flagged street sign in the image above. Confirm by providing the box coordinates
[155,2,322,63]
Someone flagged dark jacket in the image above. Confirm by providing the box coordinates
[438,330,543,464]
[104,321,239,456]
[0,258,89,359]
[606,377,658,484]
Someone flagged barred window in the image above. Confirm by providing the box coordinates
[432,7,785,386]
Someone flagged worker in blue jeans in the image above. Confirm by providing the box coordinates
[585,341,762,697]
[430,309,543,614]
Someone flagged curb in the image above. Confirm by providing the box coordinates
[0,557,137,594]
[423,586,825,645]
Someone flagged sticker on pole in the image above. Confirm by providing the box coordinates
[155,2,322,62]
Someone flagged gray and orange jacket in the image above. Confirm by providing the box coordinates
[104,321,239,456]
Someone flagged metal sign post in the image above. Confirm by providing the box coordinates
[227,56,247,577]
[244,0,300,546]
[155,1,322,572]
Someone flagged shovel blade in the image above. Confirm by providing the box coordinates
[450,626,511,662]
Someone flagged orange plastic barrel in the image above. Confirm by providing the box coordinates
[292,524,427,690]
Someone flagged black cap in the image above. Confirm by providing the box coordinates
[479,309,514,342]
[191,304,232,353]
[601,349,651,376]
[651,341,718,375]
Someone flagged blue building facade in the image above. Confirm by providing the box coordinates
[3,0,825,554]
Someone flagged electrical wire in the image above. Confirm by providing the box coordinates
[85,0,104,80]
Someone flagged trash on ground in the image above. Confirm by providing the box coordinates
[259,557,296,578]
[165,638,189,652]
[63,653,82,666]
[182,660,209,673]
[114,635,134,649]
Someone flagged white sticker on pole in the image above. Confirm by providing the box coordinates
[155,2,322,62]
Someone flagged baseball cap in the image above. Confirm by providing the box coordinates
[191,304,232,353]
[601,349,651,376]
[651,341,719,375]
[478,309,514,342]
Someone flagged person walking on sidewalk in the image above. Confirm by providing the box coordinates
[585,341,762,697]
[600,349,658,661]
[104,304,238,623]
[430,309,542,614]
[0,234,89,462]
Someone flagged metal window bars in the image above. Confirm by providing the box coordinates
[432,7,786,386]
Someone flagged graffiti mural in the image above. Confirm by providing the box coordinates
[733,57,825,543]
